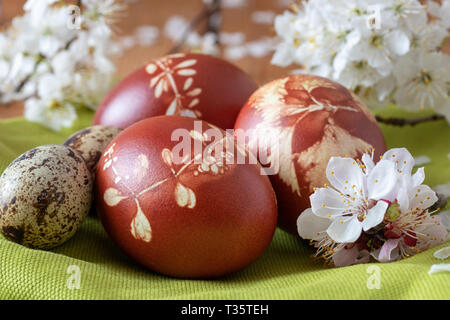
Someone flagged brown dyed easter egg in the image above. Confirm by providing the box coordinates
[234,74,386,235]
[95,116,277,278]
[93,53,258,130]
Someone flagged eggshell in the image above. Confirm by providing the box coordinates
[93,53,258,130]
[0,145,93,249]
[64,125,122,173]
[95,116,277,278]
[234,74,386,234]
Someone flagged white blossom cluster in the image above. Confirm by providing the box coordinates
[272,0,450,122]
[0,0,124,130]
[164,15,277,61]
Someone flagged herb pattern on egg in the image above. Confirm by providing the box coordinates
[0,145,93,249]
[64,125,122,173]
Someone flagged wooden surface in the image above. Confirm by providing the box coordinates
[0,0,291,119]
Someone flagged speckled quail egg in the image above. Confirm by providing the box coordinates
[0,145,93,249]
[64,125,122,174]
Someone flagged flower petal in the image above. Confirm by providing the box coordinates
[297,208,331,241]
[412,167,425,187]
[408,184,438,210]
[327,216,362,243]
[362,200,388,231]
[397,185,410,212]
[371,238,400,262]
[332,246,359,267]
[415,215,448,250]
[362,153,375,174]
[434,246,450,260]
[326,157,364,194]
[310,187,347,218]
[387,30,410,56]
[367,160,398,201]
[428,264,450,275]
[382,148,415,175]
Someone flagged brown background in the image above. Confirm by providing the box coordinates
[1,0,448,119]
[0,0,291,119]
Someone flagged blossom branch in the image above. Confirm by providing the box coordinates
[13,54,44,93]
[375,114,445,126]
[168,0,221,54]
[14,36,77,94]
[205,0,221,45]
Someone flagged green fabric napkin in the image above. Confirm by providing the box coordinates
[0,107,449,300]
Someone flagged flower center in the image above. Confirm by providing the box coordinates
[370,34,383,48]
[48,99,61,110]
[353,60,368,70]
[353,198,376,222]
[414,69,433,85]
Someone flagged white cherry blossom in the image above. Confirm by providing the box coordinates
[24,97,77,131]
[298,147,448,267]
[300,154,398,244]
[394,52,450,114]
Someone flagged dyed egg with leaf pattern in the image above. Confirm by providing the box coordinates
[93,53,258,130]
[234,74,387,235]
[95,116,277,278]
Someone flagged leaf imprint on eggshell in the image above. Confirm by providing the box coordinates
[145,64,157,74]
[177,69,196,76]
[161,148,173,166]
[104,188,128,206]
[169,53,186,59]
[155,79,164,98]
[166,99,177,116]
[183,78,193,90]
[133,154,150,183]
[187,88,202,97]
[175,182,196,209]
[130,200,152,243]
[137,154,149,169]
[147,55,201,119]
[174,59,197,69]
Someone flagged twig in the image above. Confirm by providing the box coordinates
[205,0,221,45]
[14,35,78,93]
[375,114,445,126]
[14,54,44,93]
[168,1,221,54]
